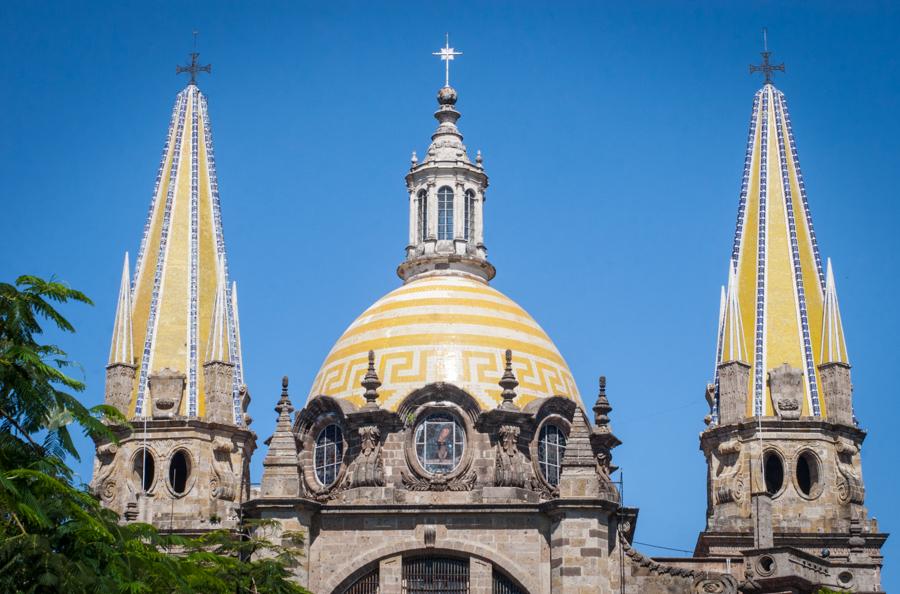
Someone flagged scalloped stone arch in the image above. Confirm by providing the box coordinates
[322,537,538,594]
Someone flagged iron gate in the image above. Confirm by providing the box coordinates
[402,556,469,594]
[492,569,524,594]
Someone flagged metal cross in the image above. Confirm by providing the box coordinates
[176,32,211,85]
[749,28,784,85]
[432,33,462,87]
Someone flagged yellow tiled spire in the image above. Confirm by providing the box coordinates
[821,258,849,365]
[118,81,243,422]
[715,81,832,419]
[108,252,134,365]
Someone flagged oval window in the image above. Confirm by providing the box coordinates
[414,413,465,474]
[169,450,190,495]
[314,424,344,486]
[763,451,784,495]
[796,451,819,496]
[132,449,155,492]
[538,424,567,486]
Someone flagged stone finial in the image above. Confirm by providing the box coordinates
[275,376,294,421]
[411,151,418,166]
[476,150,483,167]
[498,349,519,410]
[361,350,382,410]
[593,375,612,431]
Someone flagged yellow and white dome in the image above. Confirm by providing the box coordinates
[308,275,580,411]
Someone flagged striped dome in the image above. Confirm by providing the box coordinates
[308,275,581,410]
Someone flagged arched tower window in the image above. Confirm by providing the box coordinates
[464,190,475,241]
[314,424,344,486]
[417,189,428,243]
[437,186,454,240]
[538,424,567,486]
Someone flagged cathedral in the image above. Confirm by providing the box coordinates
[90,42,887,593]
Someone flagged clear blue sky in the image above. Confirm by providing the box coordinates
[2,1,897,587]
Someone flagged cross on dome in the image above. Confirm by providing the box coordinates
[749,28,784,85]
[433,33,462,87]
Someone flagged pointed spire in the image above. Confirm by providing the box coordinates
[109,252,134,365]
[206,256,231,363]
[721,260,747,363]
[260,376,300,498]
[821,259,850,365]
[361,350,382,409]
[498,349,519,410]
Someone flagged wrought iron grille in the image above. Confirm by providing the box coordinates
[402,556,469,594]
[492,569,524,594]
[343,567,379,594]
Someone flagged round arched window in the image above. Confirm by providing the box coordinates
[414,413,465,474]
[795,450,820,497]
[314,424,344,486]
[168,450,191,495]
[538,424,567,486]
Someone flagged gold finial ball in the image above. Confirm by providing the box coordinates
[437,86,458,106]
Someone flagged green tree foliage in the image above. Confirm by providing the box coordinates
[0,275,309,593]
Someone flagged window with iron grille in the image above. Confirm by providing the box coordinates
[537,423,567,486]
[437,186,454,240]
[314,424,344,486]
[402,556,468,594]
[417,189,428,242]
[414,413,465,474]
[343,567,379,594]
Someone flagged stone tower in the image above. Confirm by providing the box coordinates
[91,55,255,532]
[695,48,887,591]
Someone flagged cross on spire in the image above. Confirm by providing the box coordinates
[749,28,784,85]
[176,32,211,86]
[433,33,462,88]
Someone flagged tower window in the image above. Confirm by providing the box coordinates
[763,450,784,496]
[795,450,820,497]
[132,448,155,492]
[537,424,567,486]
[464,190,475,241]
[168,450,191,495]
[414,413,465,474]
[417,189,428,242]
[437,186,454,240]
[315,424,344,486]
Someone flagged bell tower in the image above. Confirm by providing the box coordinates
[91,51,255,533]
[696,44,886,592]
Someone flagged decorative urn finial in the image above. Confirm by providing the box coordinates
[498,349,519,409]
[593,375,612,431]
[361,350,382,409]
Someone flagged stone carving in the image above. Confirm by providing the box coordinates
[716,361,751,425]
[401,469,477,492]
[148,368,185,419]
[203,361,235,425]
[529,475,559,500]
[769,364,804,420]
[712,440,746,504]
[693,574,738,593]
[835,450,865,505]
[104,363,136,417]
[210,438,237,501]
[346,425,385,488]
[819,362,853,426]
[494,424,525,487]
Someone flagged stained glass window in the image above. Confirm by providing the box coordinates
[414,413,465,474]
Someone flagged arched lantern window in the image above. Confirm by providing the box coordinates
[537,424,567,486]
[417,189,428,243]
[437,186,454,240]
[464,189,475,241]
